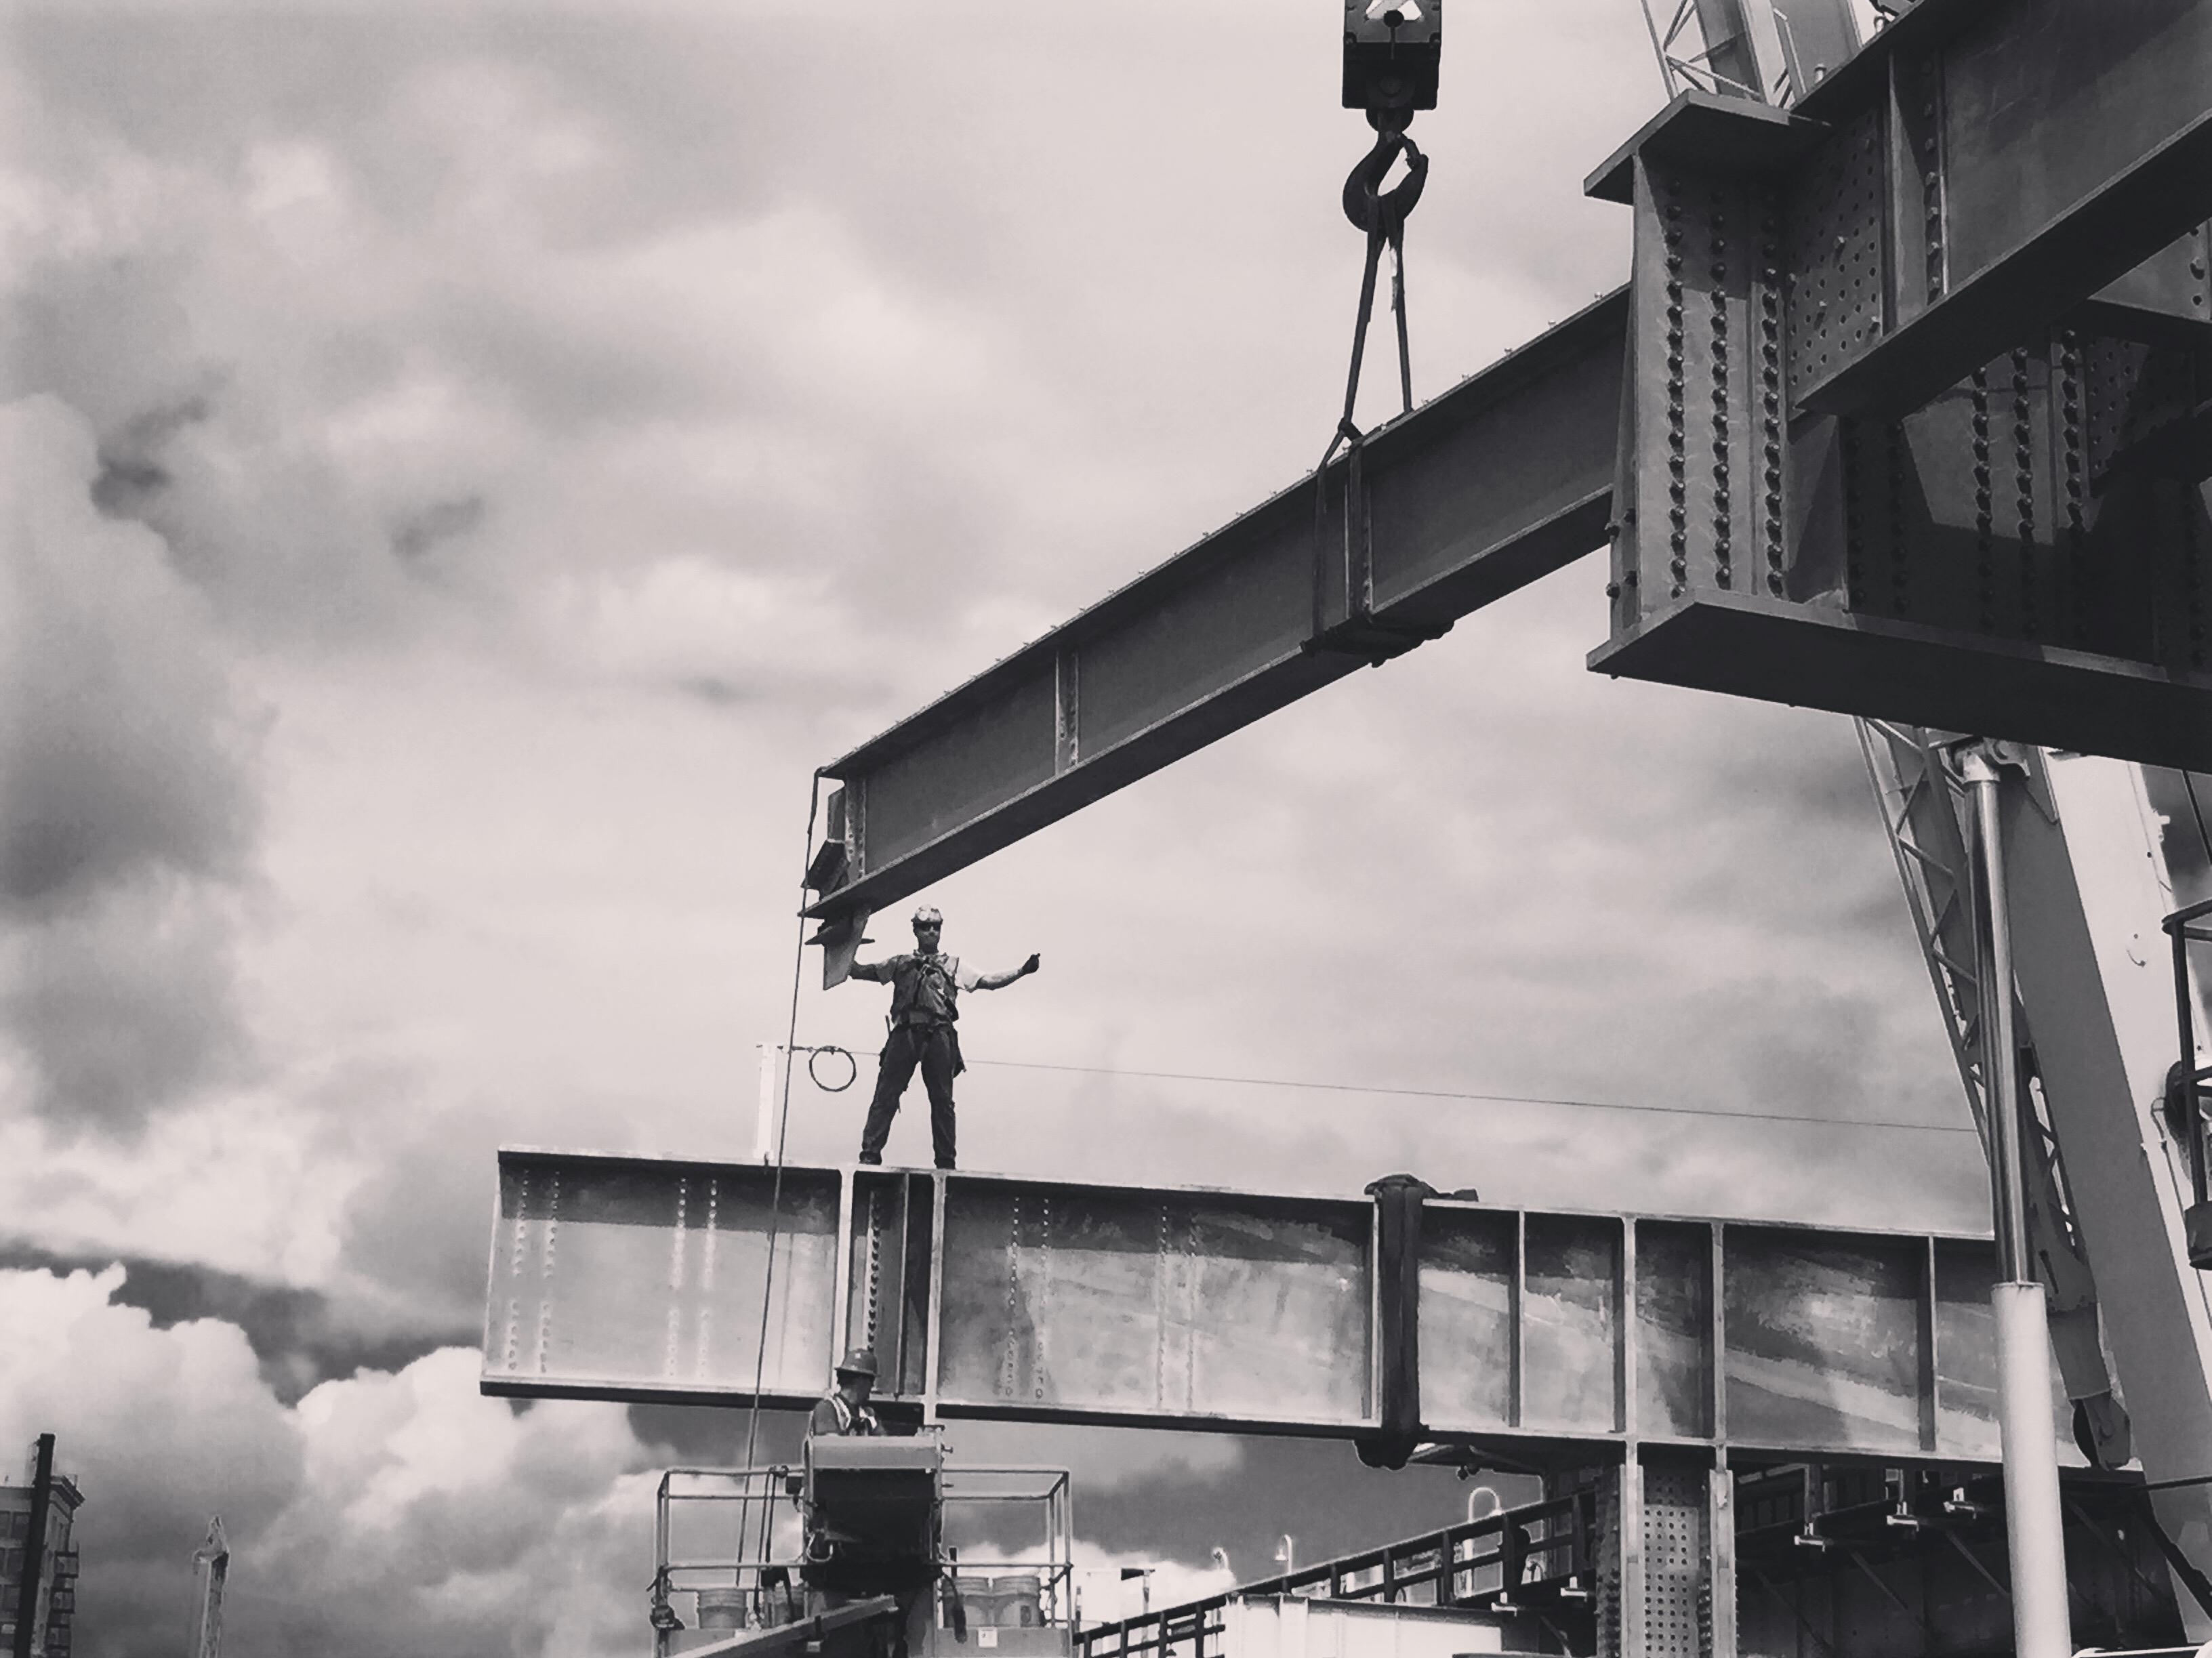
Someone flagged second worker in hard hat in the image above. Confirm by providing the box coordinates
[845,906,1039,1170]
[809,1348,885,1437]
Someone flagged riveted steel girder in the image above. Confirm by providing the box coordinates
[1583,0,2212,419]
[480,1150,2088,1472]
[1589,86,2212,769]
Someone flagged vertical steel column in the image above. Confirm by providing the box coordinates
[1708,1466,1738,1658]
[756,1045,777,1165]
[1964,744,2072,1658]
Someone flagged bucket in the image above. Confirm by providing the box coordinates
[956,1574,1000,1630]
[696,1588,748,1630]
[996,1573,1043,1628]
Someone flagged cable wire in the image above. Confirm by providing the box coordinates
[736,771,824,1563]
[795,1046,1978,1136]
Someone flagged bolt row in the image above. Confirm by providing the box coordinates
[1711,184,1732,589]
[2059,331,2087,648]
[1971,367,1994,632]
[1918,76,1944,298]
[1664,186,1688,598]
[1759,192,1784,596]
[2013,349,2037,642]
[1003,1193,1023,1398]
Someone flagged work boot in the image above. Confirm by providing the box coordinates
[858,1151,882,1165]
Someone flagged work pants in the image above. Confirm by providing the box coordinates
[860,1023,959,1169]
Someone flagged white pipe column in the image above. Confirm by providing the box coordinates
[1965,743,2072,1658]
[756,1043,777,1164]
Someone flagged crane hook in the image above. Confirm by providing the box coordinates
[1341,121,1428,241]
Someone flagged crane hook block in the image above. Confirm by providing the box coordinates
[1343,0,1440,125]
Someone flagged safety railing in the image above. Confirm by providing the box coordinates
[1075,1490,1597,1658]
[651,1462,1076,1656]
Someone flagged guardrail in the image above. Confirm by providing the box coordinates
[1076,1491,1597,1658]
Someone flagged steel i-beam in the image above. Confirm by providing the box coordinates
[480,1151,2087,1473]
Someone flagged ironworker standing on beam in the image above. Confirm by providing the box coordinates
[846,906,1038,1169]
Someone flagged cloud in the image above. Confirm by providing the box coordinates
[0,1243,466,1405]
[0,1266,304,1576]
[0,1266,1354,1658]
[0,1266,652,1658]
[0,403,256,914]
[0,14,2012,1656]
[0,398,264,1130]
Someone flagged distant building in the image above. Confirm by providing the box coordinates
[0,1456,83,1658]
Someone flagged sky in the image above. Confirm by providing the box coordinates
[0,3,1995,1653]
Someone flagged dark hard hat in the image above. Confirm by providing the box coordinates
[834,1348,880,1380]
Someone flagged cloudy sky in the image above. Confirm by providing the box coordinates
[0,3,1993,1653]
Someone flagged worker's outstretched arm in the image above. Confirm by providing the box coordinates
[972,955,1041,991]
[846,957,891,984]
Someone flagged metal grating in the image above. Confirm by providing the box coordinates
[1595,1468,1623,1658]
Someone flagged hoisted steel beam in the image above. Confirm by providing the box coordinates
[802,292,1627,928]
[806,0,2212,929]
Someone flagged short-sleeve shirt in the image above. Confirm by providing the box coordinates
[850,952,979,1027]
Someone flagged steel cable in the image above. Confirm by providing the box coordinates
[735,770,825,1569]
[788,1047,1977,1136]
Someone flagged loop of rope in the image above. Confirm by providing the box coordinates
[805,1044,858,1094]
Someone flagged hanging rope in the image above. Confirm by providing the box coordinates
[735,769,826,1568]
